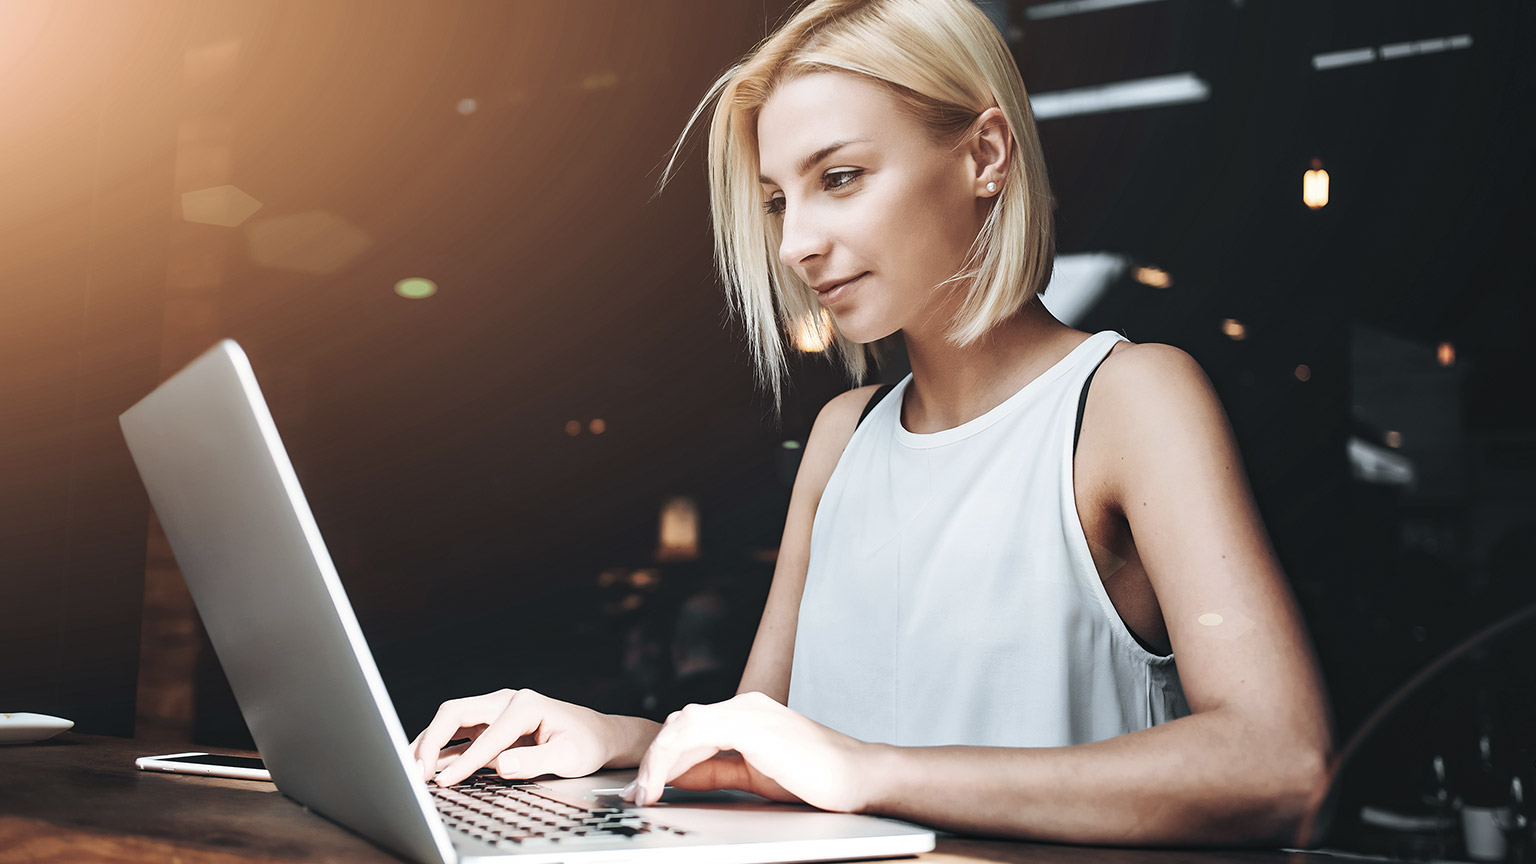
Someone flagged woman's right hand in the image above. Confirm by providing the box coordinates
[410,688,623,787]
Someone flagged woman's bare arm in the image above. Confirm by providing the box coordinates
[855,344,1334,844]
[736,384,883,703]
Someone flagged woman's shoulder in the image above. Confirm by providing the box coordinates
[1093,339,1213,410]
[789,383,890,518]
[1081,338,1232,500]
[810,383,889,444]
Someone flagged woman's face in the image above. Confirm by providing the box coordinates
[757,71,988,344]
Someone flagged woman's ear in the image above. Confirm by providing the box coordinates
[968,107,1012,196]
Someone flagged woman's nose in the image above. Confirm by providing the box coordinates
[777,203,830,270]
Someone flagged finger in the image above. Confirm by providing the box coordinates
[417,722,489,781]
[632,708,728,805]
[431,741,472,771]
[435,691,545,786]
[665,750,749,791]
[676,753,798,803]
[414,693,509,781]
[413,726,477,754]
[428,729,524,776]
[637,744,722,805]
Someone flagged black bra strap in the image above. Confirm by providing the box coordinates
[1073,351,1115,456]
[857,383,897,429]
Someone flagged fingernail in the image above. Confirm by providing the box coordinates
[416,758,427,781]
[620,780,637,800]
[635,784,649,805]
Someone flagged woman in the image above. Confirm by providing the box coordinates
[412,0,1334,845]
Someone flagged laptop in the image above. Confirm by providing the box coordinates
[119,339,935,864]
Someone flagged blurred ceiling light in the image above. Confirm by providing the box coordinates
[1023,0,1166,19]
[581,71,619,91]
[456,98,478,115]
[1030,72,1209,120]
[1380,34,1473,61]
[792,309,834,353]
[1221,318,1246,340]
[1039,252,1128,326]
[245,211,372,275]
[630,569,659,589]
[1385,430,1403,449]
[1437,341,1455,367]
[181,185,262,227]
[1348,436,1414,486]
[589,418,606,435]
[657,496,700,562]
[565,420,582,436]
[1133,266,1172,288]
[1312,47,1376,71]
[394,277,437,299]
[1294,364,1311,382]
[781,440,802,450]
[1313,34,1471,72]
[1304,159,1329,209]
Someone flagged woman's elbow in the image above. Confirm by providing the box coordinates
[1245,747,1333,847]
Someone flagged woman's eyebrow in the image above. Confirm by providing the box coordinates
[759,139,870,184]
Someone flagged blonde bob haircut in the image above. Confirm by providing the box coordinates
[659,0,1056,411]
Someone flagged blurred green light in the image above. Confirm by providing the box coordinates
[781,440,801,450]
[394,277,437,299]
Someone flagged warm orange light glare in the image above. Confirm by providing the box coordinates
[246,210,372,274]
[1304,159,1330,209]
[1221,318,1246,340]
[589,418,606,435]
[792,309,834,353]
[1437,342,1455,366]
[564,420,581,436]
[1294,364,1311,382]
[1133,266,1172,288]
[1386,430,1402,448]
[181,185,262,227]
[657,496,700,561]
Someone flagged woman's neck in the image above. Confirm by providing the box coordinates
[899,298,1085,434]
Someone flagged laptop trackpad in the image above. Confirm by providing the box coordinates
[588,787,764,806]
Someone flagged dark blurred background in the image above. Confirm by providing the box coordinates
[1,0,1532,855]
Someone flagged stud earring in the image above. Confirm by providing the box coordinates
[986,181,997,193]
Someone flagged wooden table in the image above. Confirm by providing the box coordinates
[0,735,1316,864]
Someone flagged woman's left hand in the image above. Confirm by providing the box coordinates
[624,691,878,813]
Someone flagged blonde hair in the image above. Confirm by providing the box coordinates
[658,0,1056,411]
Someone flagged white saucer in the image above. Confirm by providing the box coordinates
[0,712,74,744]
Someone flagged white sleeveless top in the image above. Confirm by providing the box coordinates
[788,330,1190,747]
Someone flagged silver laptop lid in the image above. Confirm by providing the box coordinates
[120,340,456,864]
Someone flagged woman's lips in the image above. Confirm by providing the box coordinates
[817,272,866,306]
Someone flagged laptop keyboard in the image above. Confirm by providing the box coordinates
[429,773,686,849]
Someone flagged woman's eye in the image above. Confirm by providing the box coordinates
[824,169,863,191]
[762,170,861,216]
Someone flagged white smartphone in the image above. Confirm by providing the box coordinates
[135,751,271,781]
